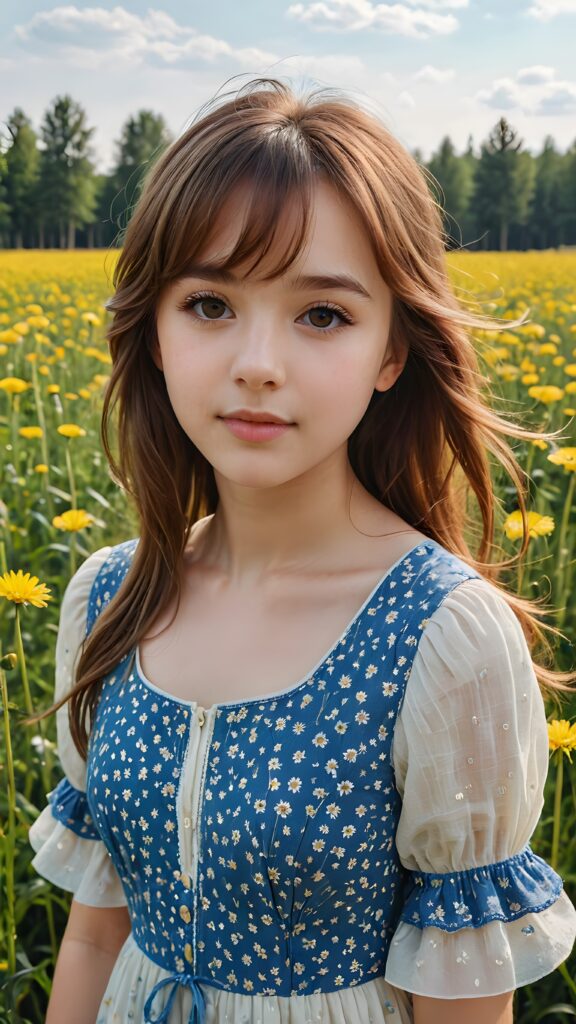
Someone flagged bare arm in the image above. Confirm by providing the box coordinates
[414,991,514,1024]
[45,899,132,1024]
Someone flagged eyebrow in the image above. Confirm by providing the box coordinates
[175,263,372,300]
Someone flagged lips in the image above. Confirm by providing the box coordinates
[220,411,292,425]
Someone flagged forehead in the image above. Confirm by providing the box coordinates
[194,179,384,287]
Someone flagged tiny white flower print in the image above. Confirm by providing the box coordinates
[339,674,352,688]
[254,799,266,813]
[275,801,292,818]
[382,682,398,697]
[337,780,354,795]
[355,710,369,724]
[313,732,328,747]
[365,664,377,678]
[342,824,356,838]
[344,748,358,762]
[288,777,302,793]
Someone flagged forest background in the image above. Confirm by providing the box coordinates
[1,95,576,252]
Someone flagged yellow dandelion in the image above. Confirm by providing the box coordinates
[0,328,23,344]
[566,382,576,395]
[34,464,49,473]
[25,303,43,315]
[81,311,102,326]
[0,345,7,356]
[0,376,29,395]
[26,314,50,329]
[12,321,29,335]
[53,509,93,532]
[47,384,60,394]
[64,392,79,401]
[0,569,52,608]
[57,423,87,439]
[504,510,555,541]
[531,439,548,450]
[18,426,43,439]
[521,374,539,385]
[547,447,576,472]
[528,385,565,404]
[564,364,576,378]
[547,719,576,762]
[78,388,91,399]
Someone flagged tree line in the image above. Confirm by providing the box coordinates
[1,94,575,252]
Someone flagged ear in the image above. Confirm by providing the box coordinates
[374,341,408,393]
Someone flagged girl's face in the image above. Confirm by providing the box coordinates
[153,180,406,491]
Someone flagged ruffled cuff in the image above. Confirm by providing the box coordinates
[385,891,576,998]
[29,802,127,908]
[400,843,563,931]
[46,776,101,839]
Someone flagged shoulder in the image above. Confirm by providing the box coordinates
[403,574,535,714]
[58,539,139,650]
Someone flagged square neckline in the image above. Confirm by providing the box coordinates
[131,537,437,712]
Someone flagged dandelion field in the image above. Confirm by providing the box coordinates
[0,249,575,1022]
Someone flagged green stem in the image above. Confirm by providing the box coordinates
[65,442,77,509]
[0,643,17,975]
[557,959,576,1001]
[30,360,53,519]
[0,541,7,575]
[14,608,33,718]
[10,394,19,475]
[69,532,77,577]
[550,749,564,872]
[555,472,576,628]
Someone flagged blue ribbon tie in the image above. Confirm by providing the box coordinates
[143,972,225,1024]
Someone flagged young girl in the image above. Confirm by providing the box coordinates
[28,77,575,1024]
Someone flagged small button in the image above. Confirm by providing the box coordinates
[197,708,205,727]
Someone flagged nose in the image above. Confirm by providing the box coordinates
[229,317,287,389]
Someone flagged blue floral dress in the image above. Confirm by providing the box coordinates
[29,538,576,1023]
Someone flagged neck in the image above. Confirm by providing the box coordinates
[195,449,378,585]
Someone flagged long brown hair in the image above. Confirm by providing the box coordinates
[27,76,575,760]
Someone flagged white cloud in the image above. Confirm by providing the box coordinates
[516,65,556,84]
[286,0,464,37]
[526,0,576,19]
[413,64,455,82]
[13,5,276,69]
[476,67,576,116]
[476,78,522,111]
[397,89,416,107]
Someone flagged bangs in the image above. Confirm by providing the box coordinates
[162,124,318,285]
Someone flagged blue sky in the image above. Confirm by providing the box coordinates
[1,0,575,171]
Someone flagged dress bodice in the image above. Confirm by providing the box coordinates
[85,538,476,999]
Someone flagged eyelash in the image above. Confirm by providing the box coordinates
[176,290,356,333]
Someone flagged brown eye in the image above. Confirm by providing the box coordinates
[306,307,338,329]
[197,297,228,319]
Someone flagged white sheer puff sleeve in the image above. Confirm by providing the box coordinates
[28,545,128,908]
[385,577,576,999]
